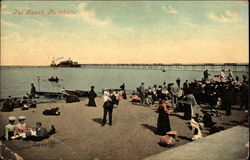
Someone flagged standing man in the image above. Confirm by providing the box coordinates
[120,83,127,99]
[183,80,189,90]
[30,83,36,98]
[176,78,181,89]
[139,82,145,106]
[220,69,226,81]
[171,83,180,107]
[87,86,97,107]
[235,75,239,82]
[227,69,234,81]
[243,75,247,83]
[203,70,210,81]
[102,93,114,126]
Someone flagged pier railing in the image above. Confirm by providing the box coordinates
[81,63,249,72]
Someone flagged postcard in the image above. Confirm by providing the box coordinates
[0,1,249,160]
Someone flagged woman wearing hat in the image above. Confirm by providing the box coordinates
[87,86,97,107]
[5,116,16,140]
[14,116,29,135]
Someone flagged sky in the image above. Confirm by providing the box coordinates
[0,0,249,66]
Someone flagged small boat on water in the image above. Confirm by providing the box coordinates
[162,69,166,72]
[48,77,59,82]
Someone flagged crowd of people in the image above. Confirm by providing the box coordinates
[130,69,248,143]
[1,69,248,146]
[4,116,55,141]
[2,84,37,112]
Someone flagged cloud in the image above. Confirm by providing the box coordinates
[184,18,217,32]
[163,5,179,15]
[1,32,23,42]
[1,20,19,28]
[208,10,240,24]
[29,19,51,27]
[123,27,135,32]
[64,2,110,26]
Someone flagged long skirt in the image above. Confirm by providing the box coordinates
[184,104,192,120]
[88,98,96,107]
[157,112,171,135]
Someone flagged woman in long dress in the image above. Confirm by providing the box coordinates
[183,88,198,120]
[157,100,171,136]
[88,86,97,107]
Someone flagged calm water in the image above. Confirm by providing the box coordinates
[0,66,248,99]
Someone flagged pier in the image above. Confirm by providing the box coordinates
[81,63,249,72]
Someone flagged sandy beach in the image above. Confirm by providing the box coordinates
[0,97,248,160]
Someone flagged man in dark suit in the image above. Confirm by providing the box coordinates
[102,96,114,126]
[36,122,48,139]
[30,83,36,98]
[24,122,55,141]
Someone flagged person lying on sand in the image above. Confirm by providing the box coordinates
[23,122,56,141]
[11,121,56,141]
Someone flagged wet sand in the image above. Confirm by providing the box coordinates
[0,97,248,160]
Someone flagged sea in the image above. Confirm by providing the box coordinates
[0,66,248,101]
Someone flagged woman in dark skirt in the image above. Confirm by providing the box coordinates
[88,86,97,107]
[222,85,232,115]
[183,88,198,120]
[157,100,171,136]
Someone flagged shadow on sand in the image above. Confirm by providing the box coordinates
[92,118,103,125]
[169,113,185,120]
[177,135,192,141]
[85,104,96,107]
[141,124,157,134]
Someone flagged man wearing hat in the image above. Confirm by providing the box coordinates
[102,94,114,126]
[139,82,145,106]
[5,116,16,140]
[203,69,210,81]
[30,83,36,98]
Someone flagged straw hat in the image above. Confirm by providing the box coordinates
[18,116,26,120]
[8,116,16,121]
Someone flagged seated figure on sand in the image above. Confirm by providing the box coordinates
[11,116,56,141]
[14,116,29,136]
[24,122,56,141]
[2,96,14,112]
[189,119,202,141]
[5,116,16,140]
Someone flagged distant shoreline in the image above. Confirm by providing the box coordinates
[0,63,249,67]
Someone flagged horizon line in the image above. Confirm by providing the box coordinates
[0,62,249,67]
